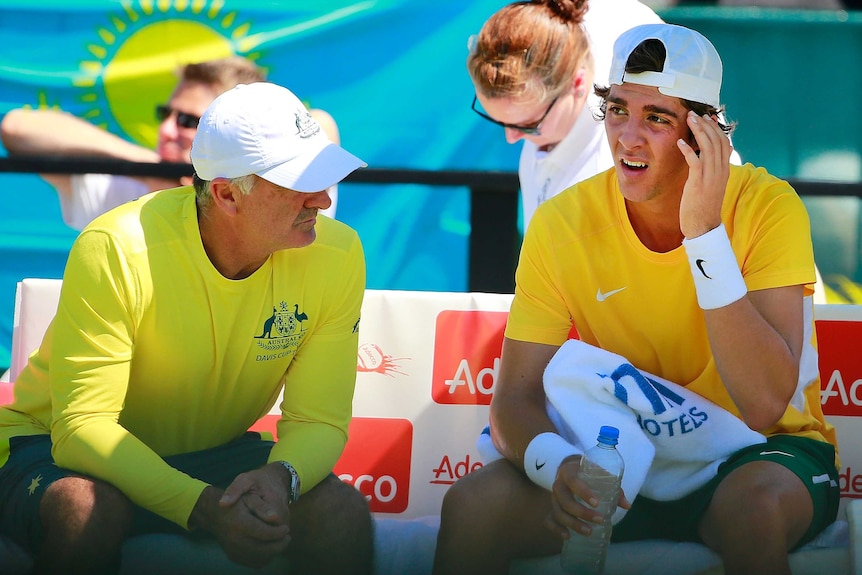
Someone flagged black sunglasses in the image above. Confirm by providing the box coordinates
[471,94,559,136]
[155,105,201,129]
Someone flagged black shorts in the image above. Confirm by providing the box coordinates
[611,434,840,549]
[0,432,274,553]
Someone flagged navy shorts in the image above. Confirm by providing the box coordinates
[611,434,840,549]
[0,432,274,553]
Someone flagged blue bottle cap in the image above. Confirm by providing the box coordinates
[597,425,619,445]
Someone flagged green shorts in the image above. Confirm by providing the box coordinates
[0,432,274,553]
[611,434,840,549]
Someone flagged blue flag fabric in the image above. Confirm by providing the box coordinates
[0,0,518,369]
[3,2,861,370]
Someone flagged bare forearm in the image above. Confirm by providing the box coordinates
[676,113,804,432]
[1,108,159,162]
[490,385,556,466]
[703,290,802,431]
[490,338,561,466]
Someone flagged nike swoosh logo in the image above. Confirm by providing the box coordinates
[695,258,712,279]
[596,287,626,302]
[535,460,546,470]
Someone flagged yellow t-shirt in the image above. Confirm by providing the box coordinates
[0,186,365,528]
[507,164,835,448]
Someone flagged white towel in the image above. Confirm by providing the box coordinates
[477,340,766,524]
[543,340,765,522]
[476,424,504,464]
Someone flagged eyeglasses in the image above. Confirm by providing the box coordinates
[471,94,559,136]
[155,105,201,129]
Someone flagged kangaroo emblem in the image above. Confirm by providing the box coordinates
[256,307,277,339]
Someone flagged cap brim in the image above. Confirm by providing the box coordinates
[256,142,367,193]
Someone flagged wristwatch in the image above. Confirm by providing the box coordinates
[278,461,301,504]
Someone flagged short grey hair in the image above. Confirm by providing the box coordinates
[193,173,257,208]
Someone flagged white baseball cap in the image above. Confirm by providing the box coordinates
[608,23,722,108]
[191,82,366,192]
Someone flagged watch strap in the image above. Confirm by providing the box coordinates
[278,461,301,504]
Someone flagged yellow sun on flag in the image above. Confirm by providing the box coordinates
[73,0,261,148]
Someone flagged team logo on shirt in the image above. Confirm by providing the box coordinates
[254,301,309,358]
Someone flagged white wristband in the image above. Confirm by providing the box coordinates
[524,432,581,491]
[682,223,747,310]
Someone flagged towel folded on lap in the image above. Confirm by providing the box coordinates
[479,340,765,524]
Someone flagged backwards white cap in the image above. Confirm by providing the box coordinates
[609,23,722,108]
[191,82,366,192]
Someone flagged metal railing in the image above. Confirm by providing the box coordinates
[1,156,860,293]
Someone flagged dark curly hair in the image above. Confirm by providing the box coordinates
[593,38,735,136]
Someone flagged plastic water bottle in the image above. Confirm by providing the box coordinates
[560,425,624,575]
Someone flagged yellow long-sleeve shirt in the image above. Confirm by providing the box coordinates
[0,186,365,528]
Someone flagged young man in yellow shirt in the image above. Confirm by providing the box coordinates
[434,23,837,575]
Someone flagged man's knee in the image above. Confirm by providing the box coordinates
[440,470,484,519]
[289,476,373,575]
[41,476,133,539]
[701,463,812,547]
[441,460,519,524]
[301,474,370,517]
[34,476,132,575]
[291,474,372,543]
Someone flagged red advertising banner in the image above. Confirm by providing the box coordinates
[432,310,508,405]
[334,417,413,514]
[818,320,862,417]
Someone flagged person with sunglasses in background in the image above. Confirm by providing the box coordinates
[0,56,342,230]
[467,0,663,232]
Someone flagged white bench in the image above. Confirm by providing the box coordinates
[2,279,860,574]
